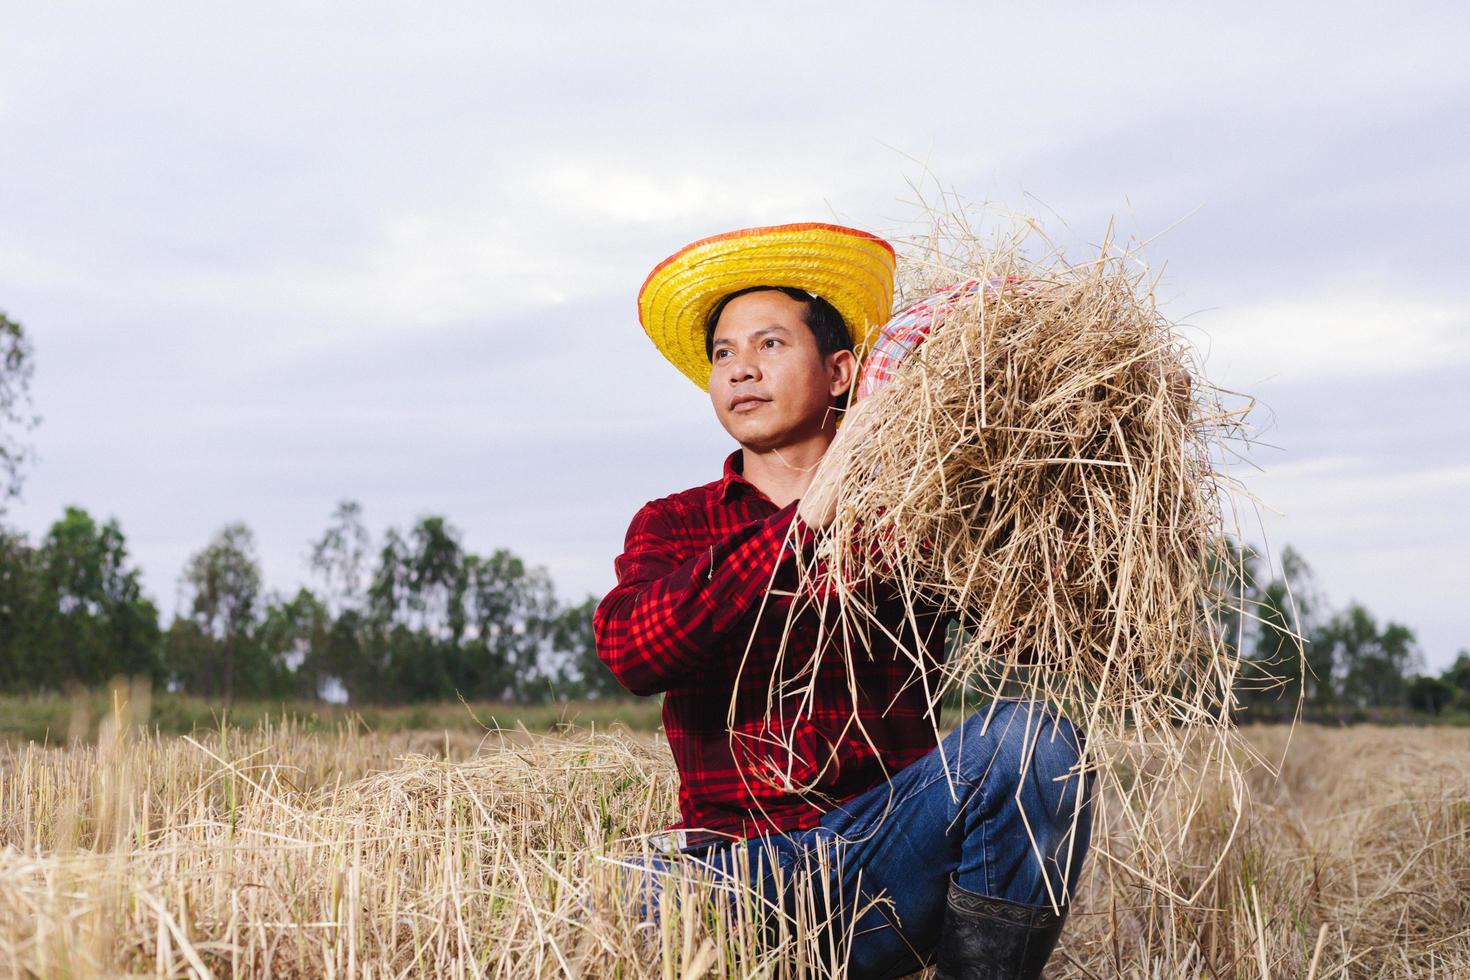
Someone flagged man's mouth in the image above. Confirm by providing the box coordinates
[729,394,769,412]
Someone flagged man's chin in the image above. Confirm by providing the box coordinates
[718,418,779,451]
[730,427,821,456]
[716,409,829,453]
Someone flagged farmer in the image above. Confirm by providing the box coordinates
[595,223,1092,979]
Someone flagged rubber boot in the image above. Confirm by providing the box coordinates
[932,877,1068,979]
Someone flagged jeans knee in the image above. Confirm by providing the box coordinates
[957,701,1084,794]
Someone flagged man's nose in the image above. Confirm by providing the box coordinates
[726,350,760,382]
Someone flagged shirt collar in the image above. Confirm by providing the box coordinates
[719,450,762,503]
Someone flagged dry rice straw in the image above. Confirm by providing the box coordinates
[754,203,1272,906]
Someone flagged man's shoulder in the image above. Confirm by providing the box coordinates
[614,478,727,563]
[629,477,724,526]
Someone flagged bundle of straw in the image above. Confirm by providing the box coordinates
[799,210,1252,745]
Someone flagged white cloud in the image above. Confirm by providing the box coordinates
[0,242,74,291]
[1186,290,1470,387]
[530,166,778,226]
[165,210,572,336]
[1247,456,1470,509]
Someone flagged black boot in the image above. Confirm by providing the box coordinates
[933,877,1068,979]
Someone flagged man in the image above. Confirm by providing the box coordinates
[595,223,1092,979]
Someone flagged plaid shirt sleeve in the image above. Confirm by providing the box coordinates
[593,499,816,697]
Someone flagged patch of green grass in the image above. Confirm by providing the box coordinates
[0,689,663,744]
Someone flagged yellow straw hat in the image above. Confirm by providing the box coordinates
[637,222,896,390]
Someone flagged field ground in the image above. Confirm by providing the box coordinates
[1,695,1467,977]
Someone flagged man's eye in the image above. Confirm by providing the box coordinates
[763,338,780,348]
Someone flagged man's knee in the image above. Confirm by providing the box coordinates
[955,700,1085,796]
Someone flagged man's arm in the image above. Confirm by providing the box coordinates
[593,499,815,697]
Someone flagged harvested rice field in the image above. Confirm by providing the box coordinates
[1,710,1466,978]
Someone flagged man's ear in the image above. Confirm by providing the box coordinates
[827,349,858,399]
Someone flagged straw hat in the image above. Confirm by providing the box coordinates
[637,222,897,390]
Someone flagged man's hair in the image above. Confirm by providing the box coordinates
[703,285,852,361]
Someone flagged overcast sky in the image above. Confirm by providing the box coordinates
[2,2,1465,669]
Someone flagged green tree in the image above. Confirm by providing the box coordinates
[367,526,410,626]
[463,549,557,701]
[356,515,573,703]
[1443,650,1470,710]
[1245,546,1317,716]
[307,499,374,699]
[1407,675,1457,715]
[365,518,467,701]
[0,527,43,690]
[0,311,39,516]
[367,521,468,636]
[1207,537,1261,658]
[1369,622,1419,707]
[258,587,331,699]
[550,595,626,699]
[1312,604,1420,712]
[168,522,270,703]
[309,499,371,616]
[407,516,467,639]
[35,506,161,687]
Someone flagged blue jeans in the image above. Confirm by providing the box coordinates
[639,700,1093,979]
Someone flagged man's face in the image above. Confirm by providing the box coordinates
[708,290,853,451]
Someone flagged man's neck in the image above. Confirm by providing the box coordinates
[739,428,835,509]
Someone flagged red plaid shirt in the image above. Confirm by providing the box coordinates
[595,451,951,841]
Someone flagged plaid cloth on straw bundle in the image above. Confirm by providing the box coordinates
[856,277,1042,401]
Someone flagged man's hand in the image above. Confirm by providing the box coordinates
[798,398,880,532]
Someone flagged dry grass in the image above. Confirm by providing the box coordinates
[2,689,1466,977]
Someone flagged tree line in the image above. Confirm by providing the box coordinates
[0,500,620,703]
[1215,541,1470,721]
[3,500,1466,717]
